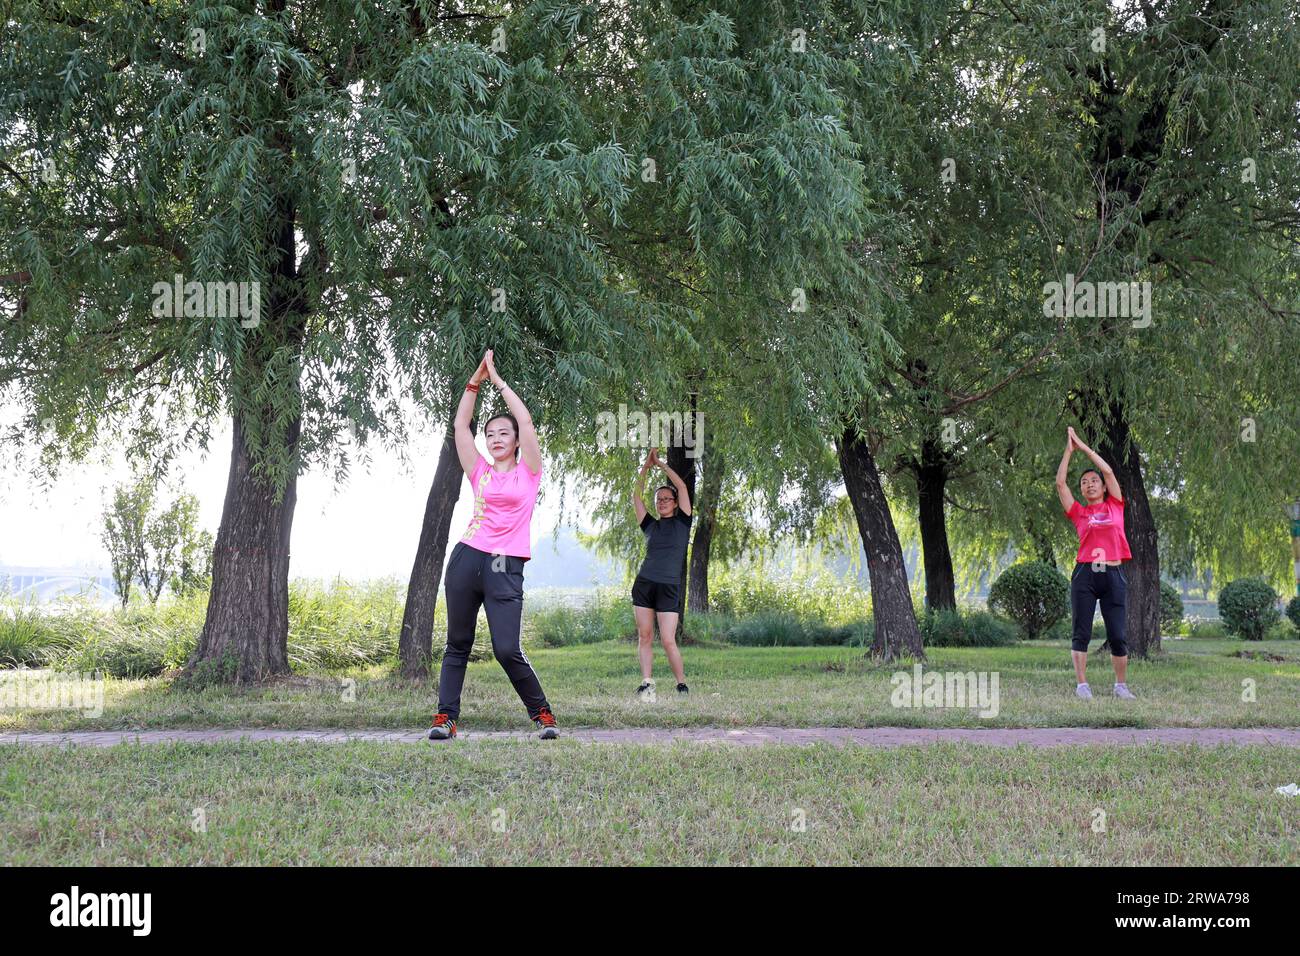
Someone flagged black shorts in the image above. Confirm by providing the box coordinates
[1069,563,1128,656]
[632,575,682,613]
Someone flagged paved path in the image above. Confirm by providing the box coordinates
[3,727,1299,748]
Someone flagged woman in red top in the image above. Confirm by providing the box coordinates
[1055,427,1136,700]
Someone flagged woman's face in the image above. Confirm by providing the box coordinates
[485,418,518,464]
[1079,471,1105,503]
[654,487,677,518]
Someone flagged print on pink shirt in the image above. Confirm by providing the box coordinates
[459,454,542,559]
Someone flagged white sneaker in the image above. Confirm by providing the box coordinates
[1076,683,1093,700]
[636,679,656,703]
[1113,683,1136,700]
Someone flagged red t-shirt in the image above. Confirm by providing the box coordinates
[1066,496,1131,564]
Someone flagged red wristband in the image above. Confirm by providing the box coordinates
[466,381,480,393]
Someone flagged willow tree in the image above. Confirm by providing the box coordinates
[534,0,888,629]
[383,2,671,677]
[1024,0,1300,656]
[1,0,669,682]
[840,0,1300,651]
[856,4,1084,612]
[388,0,888,667]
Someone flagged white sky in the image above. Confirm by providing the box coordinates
[0,421,570,577]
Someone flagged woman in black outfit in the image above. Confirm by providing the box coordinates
[631,447,692,698]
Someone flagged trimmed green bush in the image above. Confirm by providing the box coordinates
[1159,581,1184,633]
[921,610,1018,647]
[1217,577,1281,641]
[1286,596,1300,633]
[988,561,1070,639]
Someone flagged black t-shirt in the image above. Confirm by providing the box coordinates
[637,509,693,584]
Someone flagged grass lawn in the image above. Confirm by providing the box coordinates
[1,638,1296,731]
[1,740,1295,865]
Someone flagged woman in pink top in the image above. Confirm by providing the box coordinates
[1055,426,1136,701]
[429,350,557,741]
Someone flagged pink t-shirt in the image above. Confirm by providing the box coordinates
[460,455,542,558]
[1066,496,1132,564]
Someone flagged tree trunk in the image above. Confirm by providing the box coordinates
[1030,524,1057,568]
[667,396,698,632]
[398,411,475,678]
[188,412,299,683]
[1089,395,1161,659]
[915,438,956,611]
[836,426,925,660]
[687,445,723,613]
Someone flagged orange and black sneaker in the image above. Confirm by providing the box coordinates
[533,706,559,740]
[428,712,457,740]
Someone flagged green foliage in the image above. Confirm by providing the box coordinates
[1217,578,1281,641]
[175,649,242,692]
[286,578,405,670]
[100,481,149,608]
[921,610,1019,648]
[1264,620,1296,641]
[1159,581,1184,634]
[1186,618,1228,640]
[165,495,214,598]
[722,613,859,648]
[0,602,78,667]
[988,562,1071,640]
[524,571,871,649]
[527,590,632,648]
[100,478,214,607]
[1286,596,1300,633]
[5,0,1300,682]
[709,564,867,627]
[0,579,451,677]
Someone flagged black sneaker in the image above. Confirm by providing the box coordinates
[428,712,457,740]
[676,683,689,695]
[534,706,559,740]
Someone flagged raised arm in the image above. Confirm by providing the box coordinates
[1068,427,1123,501]
[455,354,490,477]
[655,452,692,516]
[633,449,654,524]
[485,350,542,475]
[1055,433,1076,513]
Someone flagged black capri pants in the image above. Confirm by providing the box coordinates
[437,542,550,721]
[1070,562,1128,656]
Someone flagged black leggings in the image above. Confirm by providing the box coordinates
[437,543,549,721]
[1070,563,1128,656]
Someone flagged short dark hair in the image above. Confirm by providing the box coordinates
[484,413,520,461]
